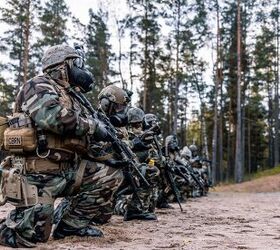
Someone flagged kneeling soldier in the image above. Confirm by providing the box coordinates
[0,44,121,247]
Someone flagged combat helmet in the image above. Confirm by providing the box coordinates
[165,134,179,152]
[181,146,192,160]
[98,85,129,105]
[127,107,145,124]
[98,85,131,126]
[42,44,80,72]
[143,113,159,129]
[189,144,198,157]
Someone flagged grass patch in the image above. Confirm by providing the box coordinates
[216,165,280,187]
[244,165,280,181]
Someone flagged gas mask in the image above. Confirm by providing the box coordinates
[105,101,128,127]
[68,64,93,93]
[68,44,94,93]
[169,142,179,152]
[110,110,128,127]
[168,136,179,152]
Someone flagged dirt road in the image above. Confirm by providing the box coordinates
[1,190,280,250]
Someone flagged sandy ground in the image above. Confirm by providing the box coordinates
[0,176,280,249]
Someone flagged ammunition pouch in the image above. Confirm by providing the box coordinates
[3,112,87,156]
[3,113,37,153]
[47,134,87,155]
[25,157,70,174]
[0,157,38,207]
[4,127,37,153]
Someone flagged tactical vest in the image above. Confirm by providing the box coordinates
[44,80,88,156]
[3,77,88,159]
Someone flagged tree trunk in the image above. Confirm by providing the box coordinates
[116,19,125,89]
[235,0,243,183]
[248,116,251,176]
[143,0,148,111]
[201,106,209,159]
[129,30,134,91]
[212,0,220,185]
[173,0,181,134]
[23,0,30,86]
[268,82,274,167]
[274,0,280,167]
[218,76,223,182]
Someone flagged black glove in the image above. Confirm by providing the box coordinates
[140,131,154,144]
[132,137,151,151]
[93,121,113,142]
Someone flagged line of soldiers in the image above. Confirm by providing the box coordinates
[0,44,211,248]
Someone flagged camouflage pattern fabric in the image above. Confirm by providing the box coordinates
[114,194,129,216]
[0,169,70,247]
[54,162,123,230]
[14,75,94,136]
[0,75,123,247]
[114,127,159,216]
[0,161,123,247]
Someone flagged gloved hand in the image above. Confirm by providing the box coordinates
[146,165,160,182]
[140,131,154,144]
[132,137,151,151]
[92,120,113,142]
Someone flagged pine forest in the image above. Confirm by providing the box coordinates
[0,0,279,184]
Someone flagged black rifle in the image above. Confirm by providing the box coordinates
[175,158,206,193]
[153,135,183,212]
[68,89,150,207]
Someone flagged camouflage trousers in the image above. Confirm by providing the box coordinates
[114,187,158,216]
[156,169,171,207]
[165,174,192,202]
[0,160,123,248]
[114,165,159,216]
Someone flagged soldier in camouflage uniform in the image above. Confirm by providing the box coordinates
[140,114,173,209]
[54,85,131,232]
[188,144,210,194]
[163,135,194,201]
[0,44,123,248]
[114,107,159,221]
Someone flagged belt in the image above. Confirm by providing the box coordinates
[47,148,75,162]
[25,157,71,174]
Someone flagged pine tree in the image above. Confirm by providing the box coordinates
[85,7,114,105]
[128,0,165,120]
[38,0,70,47]
[0,0,40,88]
[0,70,15,116]
[219,0,253,181]
[253,25,277,168]
[271,0,280,167]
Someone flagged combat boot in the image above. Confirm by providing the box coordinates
[156,201,174,209]
[124,211,157,221]
[53,221,103,240]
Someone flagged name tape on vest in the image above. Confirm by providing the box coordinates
[7,136,22,146]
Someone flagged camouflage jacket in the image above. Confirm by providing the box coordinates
[14,75,96,137]
[128,127,160,164]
